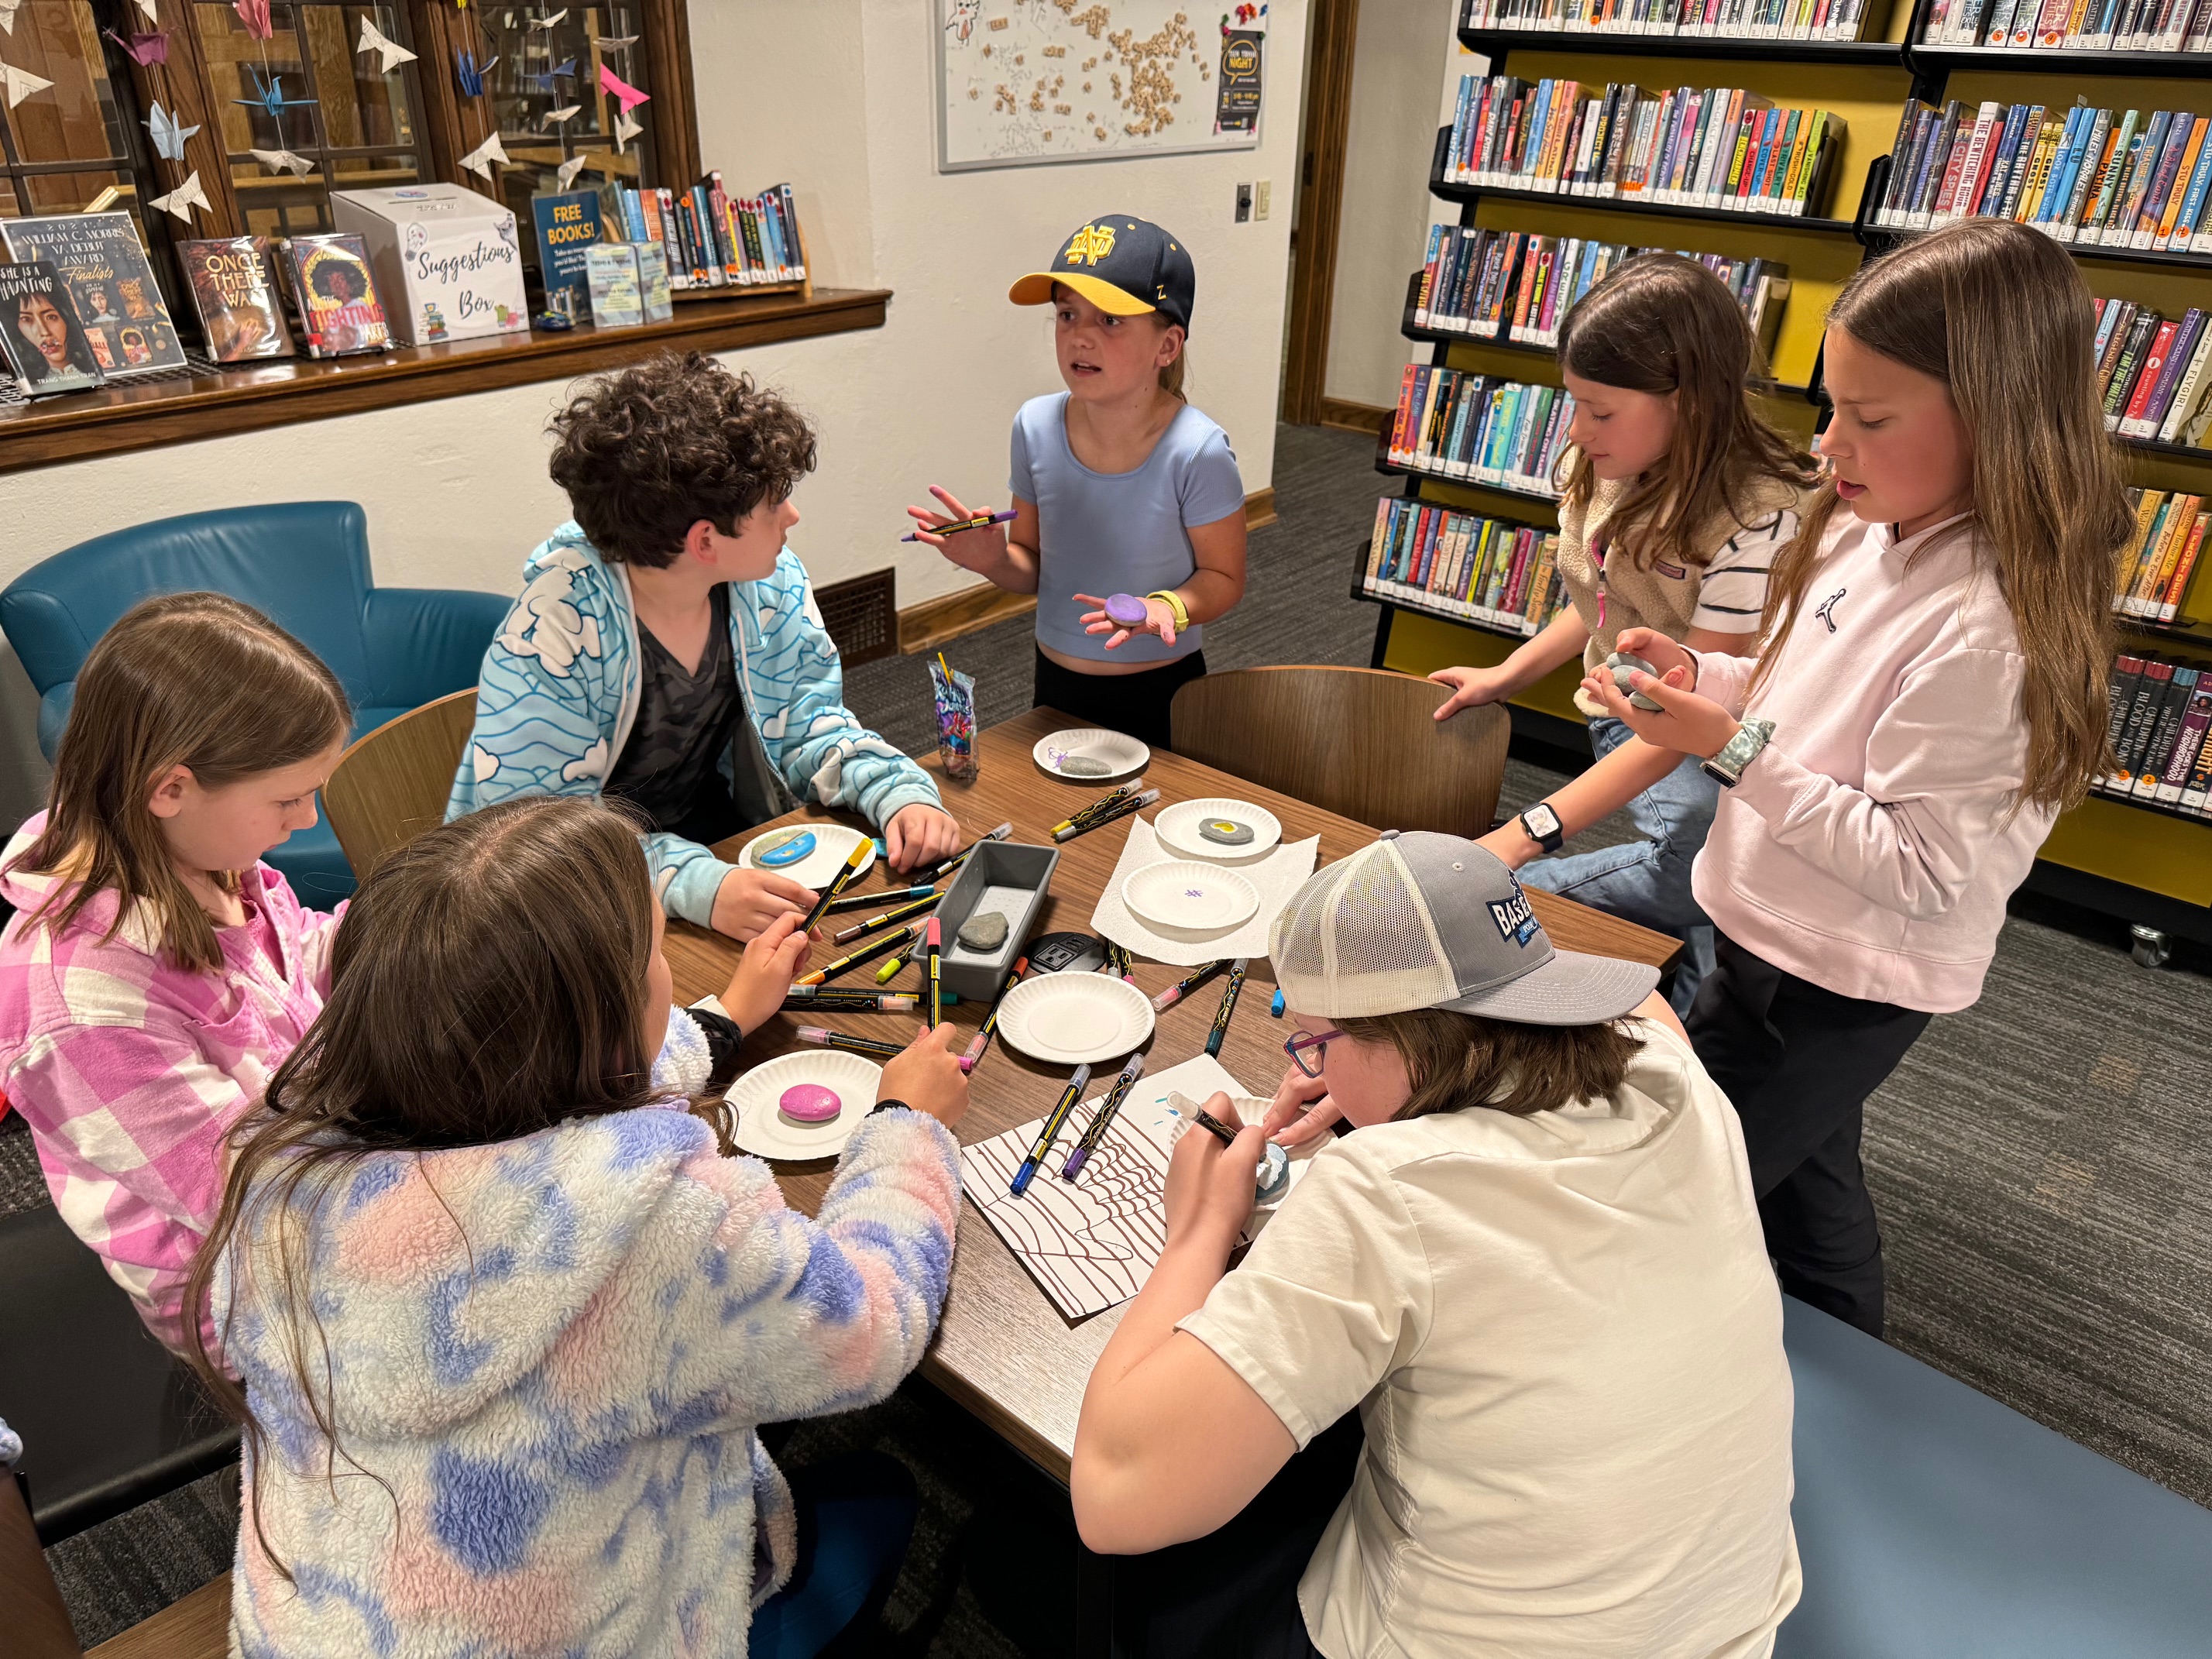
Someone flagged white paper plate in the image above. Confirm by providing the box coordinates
[1033,727,1150,781]
[737,823,877,891]
[1154,798,1285,864]
[1120,860,1260,935]
[996,973,1155,1066]
[729,1049,883,1162]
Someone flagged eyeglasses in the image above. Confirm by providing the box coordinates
[1283,1028,1344,1079]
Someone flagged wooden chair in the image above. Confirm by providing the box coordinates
[321,689,479,878]
[1,1472,78,1658]
[1168,667,1510,836]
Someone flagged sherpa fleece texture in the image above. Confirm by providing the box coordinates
[217,1104,960,1657]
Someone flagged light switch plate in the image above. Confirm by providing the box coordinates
[1255,179,1272,219]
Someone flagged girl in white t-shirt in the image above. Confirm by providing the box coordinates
[1072,832,1798,1659]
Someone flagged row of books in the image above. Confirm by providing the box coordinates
[1413,226,1790,352]
[1442,74,1846,218]
[1873,99,2212,254]
[2098,299,2212,446]
[611,177,806,292]
[2101,651,2212,815]
[2114,489,2208,621]
[1361,496,1571,637]
[1462,0,1887,38]
[1919,0,2212,49]
[1386,366,1577,496]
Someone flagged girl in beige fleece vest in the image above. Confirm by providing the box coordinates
[1432,254,1815,1011]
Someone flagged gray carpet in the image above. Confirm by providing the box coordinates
[9,421,2210,1650]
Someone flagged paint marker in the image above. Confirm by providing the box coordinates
[795,1026,905,1060]
[1050,780,1145,838]
[926,916,945,1029]
[931,822,1014,881]
[1269,987,1286,1018]
[962,956,1028,1073]
[1204,958,1249,1060]
[902,507,1018,542]
[799,841,872,934]
[823,884,938,915]
[797,925,918,987]
[781,988,920,1013]
[1060,1052,1146,1181]
[1051,789,1159,843]
[1152,959,1228,1012]
[832,891,943,944]
[1010,1062,1092,1197]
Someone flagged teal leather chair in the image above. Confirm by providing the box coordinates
[0,503,511,906]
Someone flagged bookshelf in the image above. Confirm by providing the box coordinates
[1353,0,2212,949]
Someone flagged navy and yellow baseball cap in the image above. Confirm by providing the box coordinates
[1009,214,1195,331]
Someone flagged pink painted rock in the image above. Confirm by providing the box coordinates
[778,1084,843,1125]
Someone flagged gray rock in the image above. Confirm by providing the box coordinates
[957,912,1010,951]
[1059,755,1113,776]
[1198,817,1254,847]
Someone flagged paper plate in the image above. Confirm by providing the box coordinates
[738,823,876,891]
[996,972,1155,1066]
[1120,860,1260,935]
[1154,798,1285,863]
[1033,727,1150,781]
[729,1049,882,1161]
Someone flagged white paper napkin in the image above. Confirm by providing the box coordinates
[1089,816,1319,967]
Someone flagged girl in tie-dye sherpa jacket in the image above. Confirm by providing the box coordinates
[187,796,968,1658]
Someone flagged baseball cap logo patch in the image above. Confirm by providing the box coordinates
[1488,888,1540,948]
[1065,222,1116,266]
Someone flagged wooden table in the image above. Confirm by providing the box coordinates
[664,708,1678,1486]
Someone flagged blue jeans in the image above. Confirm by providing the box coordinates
[750,1451,918,1657]
[1517,715,1718,1015]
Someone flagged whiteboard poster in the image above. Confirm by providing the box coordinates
[936,1,1268,173]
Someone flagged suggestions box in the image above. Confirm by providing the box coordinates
[332,182,528,346]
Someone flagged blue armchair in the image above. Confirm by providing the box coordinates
[0,503,511,907]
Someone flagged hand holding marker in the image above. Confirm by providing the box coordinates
[1060,1053,1147,1181]
[799,924,918,987]
[799,840,871,935]
[962,956,1028,1073]
[901,507,1018,543]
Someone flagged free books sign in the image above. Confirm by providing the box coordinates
[333,182,527,346]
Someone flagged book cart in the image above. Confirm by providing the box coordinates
[1354,0,2212,962]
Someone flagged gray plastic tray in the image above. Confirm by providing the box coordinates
[933,840,1059,1000]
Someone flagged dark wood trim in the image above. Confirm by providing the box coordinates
[1243,485,1277,530]
[640,0,702,187]
[122,0,245,237]
[1317,395,1389,434]
[1280,0,1359,425]
[400,0,478,187]
[0,287,890,473]
[898,583,1039,656]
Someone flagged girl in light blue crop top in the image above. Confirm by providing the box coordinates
[908,214,1248,750]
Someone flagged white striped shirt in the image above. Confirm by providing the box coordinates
[1690,508,1798,634]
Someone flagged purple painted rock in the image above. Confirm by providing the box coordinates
[778,1084,843,1125]
[1104,592,1149,626]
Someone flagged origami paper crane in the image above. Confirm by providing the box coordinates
[594,33,638,50]
[132,0,158,22]
[555,151,601,190]
[0,57,50,108]
[0,1,20,36]
[613,108,642,151]
[234,65,316,122]
[529,8,567,26]
[540,102,579,127]
[146,98,201,160]
[105,26,168,64]
[455,50,497,98]
[232,0,273,41]
[149,168,211,222]
[523,56,574,91]
[356,17,416,73]
[249,146,314,173]
[597,63,647,114]
[459,129,508,180]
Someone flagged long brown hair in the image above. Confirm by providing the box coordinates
[1760,220,2131,810]
[1338,1006,1645,1121]
[1558,253,1817,572]
[181,796,725,1580]
[9,592,349,973]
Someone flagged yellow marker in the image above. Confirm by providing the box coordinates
[798,840,871,934]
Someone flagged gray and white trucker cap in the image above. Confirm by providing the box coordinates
[1269,831,1658,1026]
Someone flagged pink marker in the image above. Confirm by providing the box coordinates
[926,916,945,1029]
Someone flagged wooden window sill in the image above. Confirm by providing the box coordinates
[0,287,891,475]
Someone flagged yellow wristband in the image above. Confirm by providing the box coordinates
[1146,589,1191,631]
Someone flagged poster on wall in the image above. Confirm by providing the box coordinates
[936,1,1266,173]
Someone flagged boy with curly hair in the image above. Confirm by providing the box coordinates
[449,352,960,939]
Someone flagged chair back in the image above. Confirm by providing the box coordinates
[1170,667,1510,836]
[322,689,479,878]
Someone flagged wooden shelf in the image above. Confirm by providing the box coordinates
[1373,423,1564,510]
[1860,219,2212,272]
[2118,613,2209,641]
[1461,25,1907,64]
[0,286,891,475]
[2087,785,2212,830]
[1904,43,2212,77]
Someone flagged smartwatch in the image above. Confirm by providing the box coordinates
[1145,589,1192,632]
[1701,717,1777,788]
[1517,802,1565,853]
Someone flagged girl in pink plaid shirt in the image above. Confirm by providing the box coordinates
[0,593,352,1359]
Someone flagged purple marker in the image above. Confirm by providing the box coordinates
[1104,592,1149,626]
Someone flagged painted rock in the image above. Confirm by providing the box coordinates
[1058,754,1113,776]
[1104,592,1149,625]
[1606,651,1666,712]
[778,1084,843,1124]
[1255,1141,1292,1204]
[957,912,1009,951]
[757,829,818,868]
[1198,817,1254,846]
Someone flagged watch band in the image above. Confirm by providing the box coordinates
[869,1098,912,1117]
[1701,717,1777,788]
[1145,589,1192,631]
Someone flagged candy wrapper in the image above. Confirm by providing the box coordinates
[929,653,979,783]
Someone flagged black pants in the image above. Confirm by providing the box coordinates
[1033,647,1208,754]
[1688,932,1932,1338]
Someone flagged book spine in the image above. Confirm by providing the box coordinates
[2157,677,2212,802]
[2131,117,2193,248]
[2157,327,2212,443]
[2145,496,2203,615]
[2115,111,2172,242]
[2166,120,2212,252]
[2114,658,2173,788]
[2151,117,2210,249]
[2131,665,2195,798]
[2138,310,2207,435]
[2100,654,2145,787]
[2161,516,2209,620]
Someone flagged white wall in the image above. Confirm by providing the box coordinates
[1324,7,1475,410]
[0,0,1308,826]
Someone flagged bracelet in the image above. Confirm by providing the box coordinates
[1145,589,1192,631]
[869,1098,912,1117]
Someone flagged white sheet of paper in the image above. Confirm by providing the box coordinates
[960,1053,1245,1321]
[1089,816,1318,967]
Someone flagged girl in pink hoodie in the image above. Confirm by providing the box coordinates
[1465,220,2131,1335]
